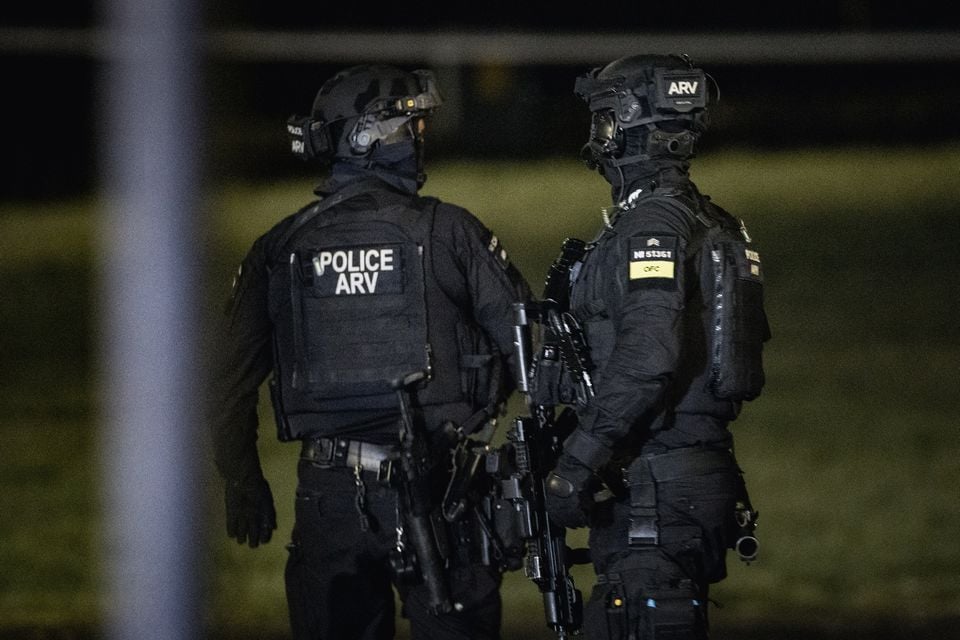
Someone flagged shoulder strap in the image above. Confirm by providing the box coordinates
[275,180,374,254]
[639,190,718,230]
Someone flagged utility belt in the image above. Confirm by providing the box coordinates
[300,436,400,484]
[623,447,735,547]
[626,447,734,482]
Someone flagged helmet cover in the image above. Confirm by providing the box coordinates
[288,64,442,161]
[575,54,709,168]
[314,65,442,155]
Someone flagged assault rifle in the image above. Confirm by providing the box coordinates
[392,371,456,616]
[489,301,588,638]
[434,238,596,635]
[538,237,595,409]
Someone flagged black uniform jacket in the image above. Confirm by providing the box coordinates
[207,175,531,481]
[569,183,740,459]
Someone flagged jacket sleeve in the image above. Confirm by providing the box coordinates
[573,204,693,458]
[204,234,276,482]
[432,203,534,389]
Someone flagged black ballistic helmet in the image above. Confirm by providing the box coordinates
[286,64,442,162]
[575,54,710,169]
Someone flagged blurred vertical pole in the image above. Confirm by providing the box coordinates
[98,0,204,638]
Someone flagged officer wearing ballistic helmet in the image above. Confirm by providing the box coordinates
[539,54,770,638]
[207,64,531,639]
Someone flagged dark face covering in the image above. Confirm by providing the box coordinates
[597,127,692,205]
[317,139,423,196]
[371,139,423,190]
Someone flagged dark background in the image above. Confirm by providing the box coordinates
[3,2,960,199]
[2,4,960,638]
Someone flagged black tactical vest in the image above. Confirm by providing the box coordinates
[569,189,769,411]
[643,191,771,402]
[698,199,770,401]
[266,185,485,441]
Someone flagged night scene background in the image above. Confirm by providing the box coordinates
[1,2,959,639]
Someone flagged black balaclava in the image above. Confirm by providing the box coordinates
[575,54,710,207]
[599,124,694,206]
[316,138,421,196]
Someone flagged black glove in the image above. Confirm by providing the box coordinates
[544,454,595,529]
[224,473,276,548]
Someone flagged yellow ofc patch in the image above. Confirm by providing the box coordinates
[630,260,675,279]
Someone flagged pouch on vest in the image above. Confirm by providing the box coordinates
[708,234,770,401]
[528,343,564,407]
[641,193,770,403]
[273,212,432,439]
[531,237,591,408]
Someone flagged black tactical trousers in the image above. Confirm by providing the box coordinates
[583,448,740,640]
[284,460,503,640]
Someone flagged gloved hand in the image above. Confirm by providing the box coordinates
[544,454,595,529]
[224,473,276,548]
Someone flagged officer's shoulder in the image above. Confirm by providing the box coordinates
[422,195,471,218]
[701,196,740,225]
[629,195,698,236]
[258,201,320,254]
[426,198,488,232]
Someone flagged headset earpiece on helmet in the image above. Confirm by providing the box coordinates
[287,65,443,163]
[348,114,416,155]
[580,110,624,170]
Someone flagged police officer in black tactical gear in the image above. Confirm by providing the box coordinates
[539,54,771,639]
[207,64,532,640]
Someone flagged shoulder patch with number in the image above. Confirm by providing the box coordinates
[628,235,678,290]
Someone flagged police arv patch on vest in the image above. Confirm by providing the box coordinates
[628,235,678,290]
[308,243,404,296]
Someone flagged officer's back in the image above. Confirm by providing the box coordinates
[207,64,531,640]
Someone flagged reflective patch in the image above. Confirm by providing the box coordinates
[630,260,674,279]
[487,233,511,269]
[629,235,677,289]
[231,263,243,293]
[743,248,762,280]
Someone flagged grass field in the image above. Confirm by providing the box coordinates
[1,145,959,638]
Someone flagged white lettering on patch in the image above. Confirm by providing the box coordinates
[313,247,395,294]
[633,249,673,259]
[668,80,699,95]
